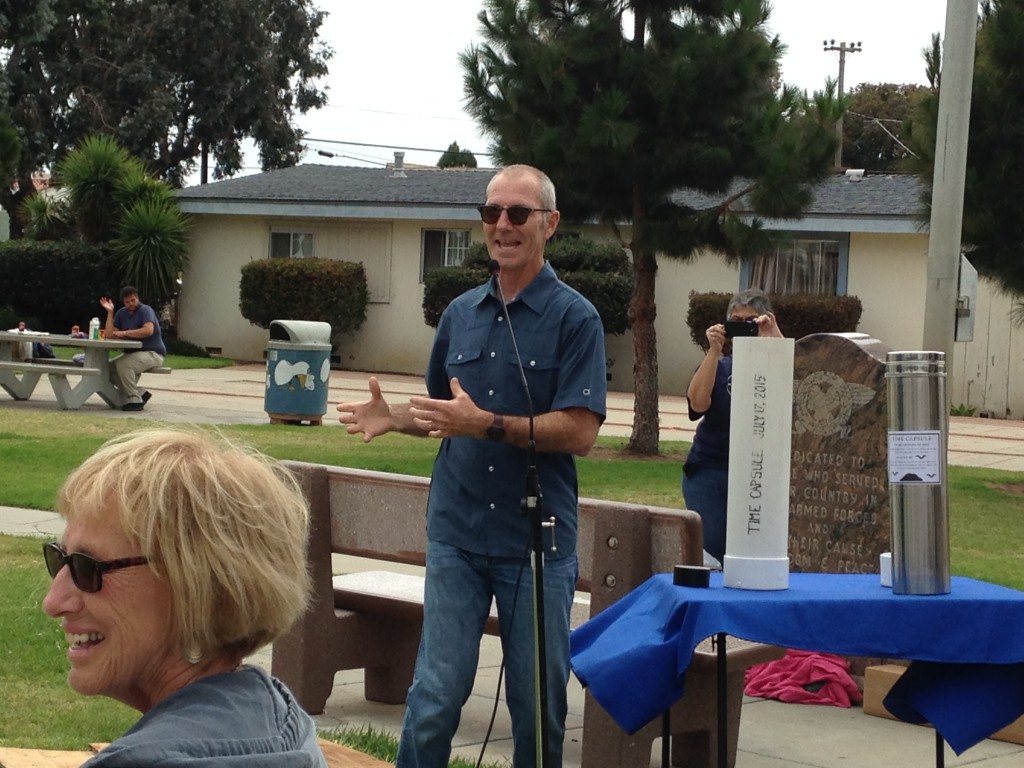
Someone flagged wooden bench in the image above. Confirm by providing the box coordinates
[272,462,783,768]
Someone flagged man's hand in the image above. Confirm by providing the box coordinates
[408,378,487,439]
[337,376,394,442]
[99,296,115,313]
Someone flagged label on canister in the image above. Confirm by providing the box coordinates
[887,430,942,483]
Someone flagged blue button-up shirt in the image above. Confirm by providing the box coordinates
[424,262,607,559]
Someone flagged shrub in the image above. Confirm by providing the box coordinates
[686,291,863,350]
[164,337,211,357]
[0,240,121,332]
[239,257,369,336]
[422,237,632,334]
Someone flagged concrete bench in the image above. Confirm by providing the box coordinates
[0,360,101,377]
[272,462,783,768]
[26,357,170,374]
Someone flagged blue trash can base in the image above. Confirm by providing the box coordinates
[267,412,324,426]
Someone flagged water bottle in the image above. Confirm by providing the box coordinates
[89,317,100,340]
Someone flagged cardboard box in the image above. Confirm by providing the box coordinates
[863,663,1024,746]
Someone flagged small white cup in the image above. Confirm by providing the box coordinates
[880,552,892,588]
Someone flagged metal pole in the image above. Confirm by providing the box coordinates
[823,40,862,167]
[922,1,979,401]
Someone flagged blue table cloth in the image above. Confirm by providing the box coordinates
[570,572,1024,754]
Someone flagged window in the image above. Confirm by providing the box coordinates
[421,229,471,280]
[745,236,848,295]
[270,232,314,259]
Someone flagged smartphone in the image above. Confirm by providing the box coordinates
[725,320,759,339]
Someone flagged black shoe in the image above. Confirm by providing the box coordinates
[141,390,152,405]
[122,402,144,412]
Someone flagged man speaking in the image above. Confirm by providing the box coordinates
[338,164,606,767]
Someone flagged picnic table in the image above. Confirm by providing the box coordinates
[0,330,143,410]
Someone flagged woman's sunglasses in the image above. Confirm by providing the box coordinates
[477,204,552,226]
[43,541,149,594]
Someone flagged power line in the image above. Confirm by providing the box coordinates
[846,112,919,159]
[313,148,388,167]
[305,136,489,158]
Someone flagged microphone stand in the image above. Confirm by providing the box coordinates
[490,261,550,768]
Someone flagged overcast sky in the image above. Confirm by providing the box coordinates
[239,1,953,175]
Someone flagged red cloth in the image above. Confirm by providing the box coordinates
[744,649,863,707]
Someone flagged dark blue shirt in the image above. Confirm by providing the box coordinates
[425,262,607,559]
[114,301,167,356]
[685,356,733,470]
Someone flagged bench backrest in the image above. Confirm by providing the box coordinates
[283,460,703,614]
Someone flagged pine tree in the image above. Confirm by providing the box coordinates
[462,0,840,454]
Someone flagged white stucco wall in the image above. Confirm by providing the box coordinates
[178,216,273,360]
[181,214,1024,416]
[844,231,930,354]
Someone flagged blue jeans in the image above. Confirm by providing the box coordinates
[682,465,729,562]
[396,539,578,768]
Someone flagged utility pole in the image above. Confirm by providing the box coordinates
[823,40,862,168]
[922,1,979,387]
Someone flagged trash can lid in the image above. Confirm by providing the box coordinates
[269,320,332,344]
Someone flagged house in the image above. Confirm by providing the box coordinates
[176,161,1024,418]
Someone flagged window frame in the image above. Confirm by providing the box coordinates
[420,228,472,281]
[740,232,850,295]
[269,230,315,259]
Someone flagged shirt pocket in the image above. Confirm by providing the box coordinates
[445,325,488,372]
[506,341,560,413]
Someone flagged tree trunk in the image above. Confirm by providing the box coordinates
[626,245,660,455]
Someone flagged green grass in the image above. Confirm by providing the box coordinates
[2,409,1023,588]
[319,725,509,767]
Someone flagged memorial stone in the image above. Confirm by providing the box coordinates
[789,333,891,574]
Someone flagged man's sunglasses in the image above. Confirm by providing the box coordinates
[43,541,149,594]
[477,204,552,226]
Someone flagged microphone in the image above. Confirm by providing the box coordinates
[487,259,551,768]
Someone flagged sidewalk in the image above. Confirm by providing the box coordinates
[3,363,1023,470]
[3,365,1024,767]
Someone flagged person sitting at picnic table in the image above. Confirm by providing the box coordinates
[41,428,327,767]
[7,320,33,361]
[100,286,166,411]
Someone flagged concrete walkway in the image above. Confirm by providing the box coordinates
[3,362,1023,470]
[3,364,1024,767]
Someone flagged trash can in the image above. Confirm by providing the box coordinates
[264,320,332,425]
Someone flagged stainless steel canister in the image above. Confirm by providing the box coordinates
[885,351,950,595]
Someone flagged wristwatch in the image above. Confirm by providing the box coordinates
[485,413,505,442]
